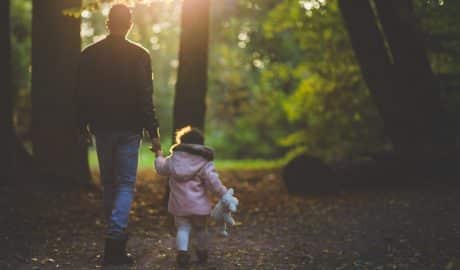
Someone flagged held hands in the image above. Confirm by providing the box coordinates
[79,127,93,147]
[150,138,162,156]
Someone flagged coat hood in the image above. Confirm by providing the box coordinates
[168,144,214,181]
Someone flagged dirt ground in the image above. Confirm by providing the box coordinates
[1,169,460,270]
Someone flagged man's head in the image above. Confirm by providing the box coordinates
[107,4,132,37]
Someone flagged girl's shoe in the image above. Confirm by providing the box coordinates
[196,249,208,264]
[177,251,190,267]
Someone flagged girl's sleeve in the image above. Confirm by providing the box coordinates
[154,156,171,176]
[201,162,227,197]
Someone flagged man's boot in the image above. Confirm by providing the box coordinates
[103,236,134,265]
[176,251,190,267]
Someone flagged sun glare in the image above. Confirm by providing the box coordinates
[299,0,326,16]
[107,0,175,6]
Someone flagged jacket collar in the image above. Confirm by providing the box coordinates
[171,144,214,161]
[106,34,127,41]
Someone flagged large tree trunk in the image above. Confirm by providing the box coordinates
[338,0,453,156]
[338,0,408,153]
[374,0,454,151]
[0,0,14,185]
[173,0,210,135]
[32,0,90,185]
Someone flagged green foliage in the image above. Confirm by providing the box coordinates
[264,0,386,160]
[207,0,294,159]
[208,0,386,160]
[10,0,460,162]
[10,0,32,137]
[414,0,460,137]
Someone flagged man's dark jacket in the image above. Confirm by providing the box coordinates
[76,35,159,138]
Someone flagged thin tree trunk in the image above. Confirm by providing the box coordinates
[167,0,211,207]
[173,0,210,135]
[0,0,14,185]
[32,0,91,186]
[338,0,409,153]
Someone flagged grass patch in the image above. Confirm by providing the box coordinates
[89,144,285,171]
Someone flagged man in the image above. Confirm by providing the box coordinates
[75,4,161,266]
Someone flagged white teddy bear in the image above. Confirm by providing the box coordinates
[211,188,239,237]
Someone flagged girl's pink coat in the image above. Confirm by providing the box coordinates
[154,147,227,216]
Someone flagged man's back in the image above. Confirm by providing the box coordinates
[76,35,158,136]
[82,5,161,266]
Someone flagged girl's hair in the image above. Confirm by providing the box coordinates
[175,126,204,145]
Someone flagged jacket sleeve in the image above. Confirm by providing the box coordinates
[154,156,171,176]
[200,162,228,197]
[137,52,160,138]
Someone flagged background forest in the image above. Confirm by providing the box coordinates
[10,0,460,166]
[4,1,460,269]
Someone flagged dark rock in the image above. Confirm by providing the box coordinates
[282,154,337,195]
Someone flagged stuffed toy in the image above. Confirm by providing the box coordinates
[211,188,239,237]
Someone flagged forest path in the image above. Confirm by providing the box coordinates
[1,169,460,269]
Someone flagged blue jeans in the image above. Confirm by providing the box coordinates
[95,130,141,239]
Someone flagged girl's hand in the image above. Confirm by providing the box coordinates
[155,149,163,157]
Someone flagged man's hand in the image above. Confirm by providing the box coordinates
[79,128,92,147]
[150,138,162,153]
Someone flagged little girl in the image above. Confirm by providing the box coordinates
[154,126,229,266]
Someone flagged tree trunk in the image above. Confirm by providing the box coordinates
[0,0,14,185]
[173,0,210,135]
[338,0,409,153]
[167,0,210,207]
[32,0,91,185]
[339,0,454,156]
[374,0,454,151]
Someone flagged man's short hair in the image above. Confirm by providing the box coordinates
[108,4,132,29]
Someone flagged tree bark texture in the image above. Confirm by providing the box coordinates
[339,0,453,156]
[32,0,91,184]
[173,0,210,137]
[0,0,14,185]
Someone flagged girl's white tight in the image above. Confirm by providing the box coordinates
[175,216,208,251]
